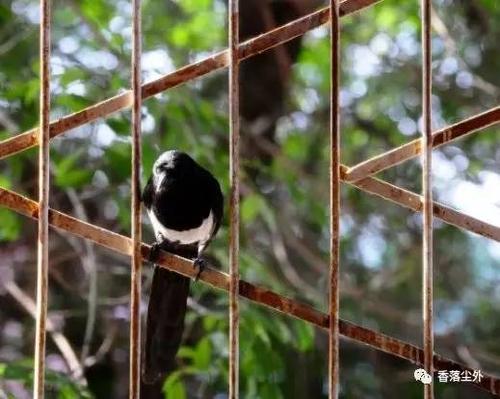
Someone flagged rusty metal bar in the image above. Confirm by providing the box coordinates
[228,0,240,397]
[253,132,500,241]
[0,0,383,161]
[1,186,499,396]
[33,0,51,397]
[5,281,84,381]
[129,0,142,397]
[344,106,500,182]
[345,168,500,242]
[0,0,495,395]
[421,0,434,396]
[328,0,341,398]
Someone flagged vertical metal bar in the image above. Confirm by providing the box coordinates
[421,0,434,398]
[129,0,142,397]
[328,0,341,398]
[228,0,240,397]
[34,0,51,397]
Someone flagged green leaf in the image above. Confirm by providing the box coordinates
[106,143,131,182]
[59,68,86,86]
[163,371,186,399]
[53,150,93,188]
[0,209,21,241]
[56,170,93,188]
[177,346,196,361]
[260,382,284,399]
[193,337,212,370]
[202,314,219,331]
[241,194,265,223]
[294,320,314,352]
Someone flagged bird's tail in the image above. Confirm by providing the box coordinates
[142,265,190,385]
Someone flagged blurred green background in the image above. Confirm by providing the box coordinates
[0,0,499,397]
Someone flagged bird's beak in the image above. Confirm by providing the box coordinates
[154,169,167,190]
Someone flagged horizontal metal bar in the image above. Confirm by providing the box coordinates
[0,185,498,396]
[341,165,500,242]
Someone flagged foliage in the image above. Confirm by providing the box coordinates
[0,0,499,398]
[0,360,92,398]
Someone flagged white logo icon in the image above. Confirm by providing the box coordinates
[414,368,432,385]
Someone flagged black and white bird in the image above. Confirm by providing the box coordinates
[141,150,223,384]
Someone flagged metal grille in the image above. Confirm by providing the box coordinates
[0,0,499,397]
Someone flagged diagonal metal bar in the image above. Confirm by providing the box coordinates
[0,186,499,396]
[329,0,341,397]
[345,106,500,182]
[421,0,434,396]
[129,0,142,397]
[0,1,496,395]
[228,0,240,397]
[5,282,84,381]
[0,0,382,161]
[34,0,51,397]
[343,167,500,242]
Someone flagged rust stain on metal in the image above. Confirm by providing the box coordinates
[345,106,500,182]
[348,176,500,241]
[0,131,38,159]
[228,0,240,397]
[34,0,51,397]
[0,1,497,397]
[0,0,382,161]
[421,0,434,397]
[328,0,341,398]
[129,0,142,397]
[0,186,499,396]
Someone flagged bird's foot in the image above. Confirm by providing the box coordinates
[192,257,207,281]
[149,242,161,263]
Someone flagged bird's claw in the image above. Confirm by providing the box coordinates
[192,257,206,281]
[149,242,161,263]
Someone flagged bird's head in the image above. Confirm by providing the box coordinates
[152,150,193,187]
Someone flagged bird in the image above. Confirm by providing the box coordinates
[141,150,223,385]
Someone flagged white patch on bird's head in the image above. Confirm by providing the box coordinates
[152,150,180,189]
[153,150,179,174]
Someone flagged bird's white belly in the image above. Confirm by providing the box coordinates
[147,209,214,245]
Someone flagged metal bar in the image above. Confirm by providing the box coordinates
[243,132,500,241]
[5,281,84,381]
[421,0,434,397]
[129,0,142,397]
[344,106,500,182]
[0,0,496,396]
[329,0,340,398]
[228,0,240,397]
[0,0,383,161]
[248,134,500,241]
[33,0,50,397]
[345,169,500,242]
[1,186,499,396]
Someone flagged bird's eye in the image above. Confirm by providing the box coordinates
[156,163,170,174]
